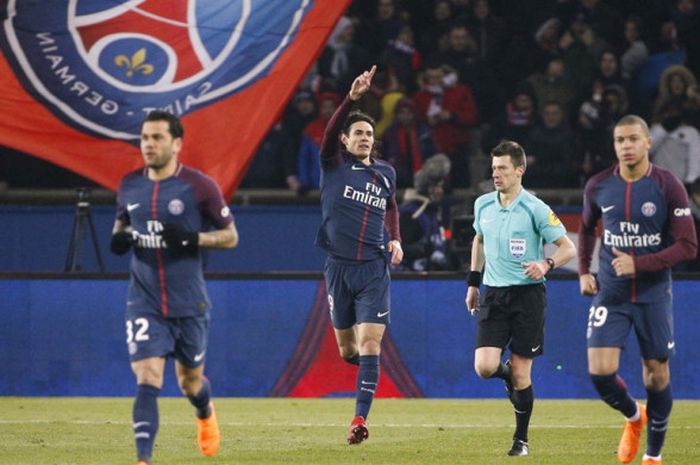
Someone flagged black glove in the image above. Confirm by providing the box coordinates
[110,231,135,255]
[161,223,199,254]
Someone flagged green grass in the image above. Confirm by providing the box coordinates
[1,398,699,464]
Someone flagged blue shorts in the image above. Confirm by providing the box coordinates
[324,256,391,330]
[125,308,210,368]
[586,297,675,360]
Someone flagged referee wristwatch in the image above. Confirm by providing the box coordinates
[545,257,555,273]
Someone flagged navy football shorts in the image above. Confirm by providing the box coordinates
[586,297,675,360]
[125,308,210,368]
[476,284,546,358]
[324,256,391,330]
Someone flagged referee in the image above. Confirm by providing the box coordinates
[464,140,576,457]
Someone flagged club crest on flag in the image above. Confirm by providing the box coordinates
[1,0,311,141]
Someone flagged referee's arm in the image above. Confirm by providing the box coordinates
[465,234,485,314]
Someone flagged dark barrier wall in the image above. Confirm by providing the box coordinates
[1,277,698,399]
[0,205,327,272]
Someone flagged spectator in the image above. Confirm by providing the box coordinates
[296,92,341,192]
[526,57,577,117]
[419,0,455,56]
[482,87,537,153]
[354,0,405,60]
[398,154,454,271]
[382,97,437,188]
[317,16,372,94]
[525,101,578,188]
[578,84,629,181]
[652,64,697,123]
[239,122,294,189]
[620,15,649,81]
[670,0,700,79]
[650,100,700,186]
[414,63,479,187]
[381,23,422,94]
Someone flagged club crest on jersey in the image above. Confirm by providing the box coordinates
[1,0,311,141]
[168,199,184,215]
[641,201,656,217]
[509,238,526,258]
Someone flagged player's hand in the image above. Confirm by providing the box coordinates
[579,273,598,296]
[521,260,548,280]
[465,286,480,315]
[611,247,635,277]
[349,65,376,101]
[110,231,136,255]
[161,223,199,254]
[388,240,403,265]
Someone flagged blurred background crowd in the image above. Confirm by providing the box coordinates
[2,0,700,271]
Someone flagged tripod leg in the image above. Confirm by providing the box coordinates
[86,210,105,272]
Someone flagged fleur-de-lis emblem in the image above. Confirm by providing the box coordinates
[114,48,154,78]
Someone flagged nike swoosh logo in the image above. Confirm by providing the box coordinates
[667,341,675,349]
[193,351,206,362]
[601,205,615,213]
[351,165,367,171]
[531,345,541,352]
[377,310,390,318]
[127,202,140,212]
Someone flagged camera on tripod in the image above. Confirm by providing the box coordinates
[65,187,105,272]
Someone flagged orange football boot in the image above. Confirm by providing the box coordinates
[196,402,221,457]
[617,403,647,463]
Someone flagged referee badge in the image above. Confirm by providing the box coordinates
[509,238,526,258]
[548,210,562,226]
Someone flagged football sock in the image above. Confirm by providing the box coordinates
[343,353,360,366]
[590,373,638,418]
[355,355,380,419]
[187,378,212,419]
[488,361,510,380]
[133,384,160,462]
[511,385,533,442]
[646,384,672,457]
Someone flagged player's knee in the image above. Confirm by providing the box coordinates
[177,373,202,396]
[474,360,497,379]
[134,367,164,387]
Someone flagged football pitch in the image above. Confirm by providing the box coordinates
[2,398,698,465]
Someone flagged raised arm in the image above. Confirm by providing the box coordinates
[320,66,376,168]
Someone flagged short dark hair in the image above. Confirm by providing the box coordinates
[343,110,375,135]
[491,140,526,168]
[142,111,184,139]
[615,114,649,136]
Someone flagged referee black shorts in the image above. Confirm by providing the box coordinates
[475,283,546,358]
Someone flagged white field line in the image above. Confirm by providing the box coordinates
[0,419,698,429]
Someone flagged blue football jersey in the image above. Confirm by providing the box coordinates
[116,164,233,318]
[315,96,399,261]
[580,164,696,303]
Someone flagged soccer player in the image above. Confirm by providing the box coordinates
[465,140,576,456]
[578,115,697,465]
[110,111,239,465]
[316,65,403,445]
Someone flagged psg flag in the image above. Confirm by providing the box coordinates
[0,0,350,198]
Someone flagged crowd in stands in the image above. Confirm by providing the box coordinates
[3,0,700,270]
[242,0,700,194]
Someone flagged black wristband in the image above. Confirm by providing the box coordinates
[467,270,482,287]
[545,257,555,273]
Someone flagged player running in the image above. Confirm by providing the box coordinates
[316,65,403,444]
[579,115,697,465]
[111,111,238,465]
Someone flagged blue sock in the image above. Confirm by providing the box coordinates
[187,378,212,419]
[646,384,672,457]
[590,373,638,418]
[133,384,160,462]
[355,355,380,419]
